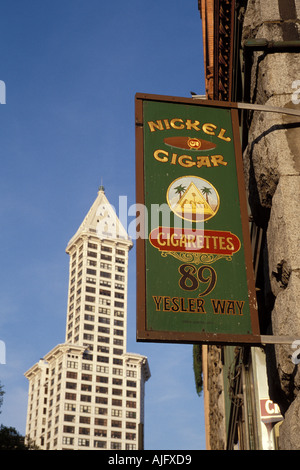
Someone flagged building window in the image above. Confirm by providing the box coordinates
[80,405,91,413]
[97,376,108,383]
[87,259,97,267]
[100,289,111,297]
[79,427,90,435]
[113,329,123,336]
[102,246,112,253]
[98,327,110,334]
[95,396,108,404]
[113,338,123,346]
[81,373,92,381]
[112,399,122,407]
[100,271,111,279]
[98,335,109,343]
[100,263,111,270]
[82,352,93,361]
[80,395,91,402]
[62,436,74,445]
[64,403,76,412]
[98,307,110,314]
[94,418,107,426]
[85,304,95,312]
[111,442,122,450]
[101,254,112,262]
[115,292,124,300]
[112,375,122,385]
[88,242,98,250]
[80,416,91,424]
[66,371,77,379]
[126,422,136,429]
[126,401,136,408]
[115,283,124,290]
[111,420,122,428]
[126,381,137,388]
[83,333,94,341]
[95,407,107,415]
[97,356,109,364]
[126,444,136,450]
[113,358,123,366]
[127,370,137,378]
[86,268,96,276]
[96,365,109,373]
[64,414,75,422]
[94,440,107,448]
[78,438,90,447]
[63,426,75,434]
[114,302,124,308]
[86,286,96,293]
[65,393,76,401]
[114,310,124,317]
[94,429,107,437]
[84,314,95,321]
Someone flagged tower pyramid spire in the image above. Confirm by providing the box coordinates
[66,186,132,253]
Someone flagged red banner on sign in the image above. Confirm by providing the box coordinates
[149,227,241,256]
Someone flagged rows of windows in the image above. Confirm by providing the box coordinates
[63,418,137,429]
[62,436,136,450]
[64,392,137,403]
[71,243,125,258]
[63,376,137,390]
[68,241,127,323]
[63,402,137,418]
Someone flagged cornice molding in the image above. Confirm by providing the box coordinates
[199,0,235,100]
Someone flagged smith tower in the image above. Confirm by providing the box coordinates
[25,186,150,450]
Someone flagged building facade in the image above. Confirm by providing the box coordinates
[25,186,150,450]
[198,0,300,449]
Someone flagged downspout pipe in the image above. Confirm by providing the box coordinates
[244,38,300,53]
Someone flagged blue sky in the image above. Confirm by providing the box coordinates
[0,0,206,450]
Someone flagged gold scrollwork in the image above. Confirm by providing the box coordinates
[160,251,232,264]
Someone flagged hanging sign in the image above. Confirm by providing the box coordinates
[135,93,260,344]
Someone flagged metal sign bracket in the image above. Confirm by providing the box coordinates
[260,335,300,345]
[191,97,300,118]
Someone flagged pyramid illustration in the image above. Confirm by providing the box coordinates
[174,182,215,220]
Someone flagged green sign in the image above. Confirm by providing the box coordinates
[135,94,260,344]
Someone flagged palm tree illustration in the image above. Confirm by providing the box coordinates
[201,186,212,206]
[174,184,186,200]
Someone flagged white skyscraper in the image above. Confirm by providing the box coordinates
[25,186,150,450]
